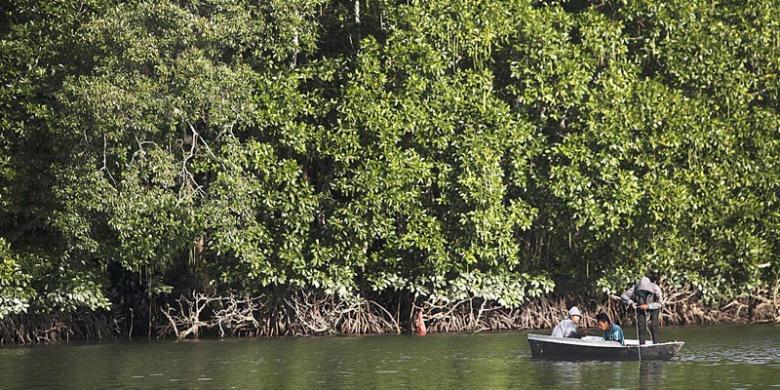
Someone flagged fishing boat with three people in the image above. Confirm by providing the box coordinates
[527,333,685,361]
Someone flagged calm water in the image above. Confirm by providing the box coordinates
[1,325,779,389]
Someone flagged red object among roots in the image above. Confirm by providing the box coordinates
[415,310,427,336]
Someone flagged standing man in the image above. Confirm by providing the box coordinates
[621,274,664,345]
[551,306,583,338]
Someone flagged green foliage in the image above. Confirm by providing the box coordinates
[0,238,33,318]
[0,0,778,317]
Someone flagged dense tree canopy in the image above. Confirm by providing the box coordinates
[1,0,778,321]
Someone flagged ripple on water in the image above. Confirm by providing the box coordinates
[4,324,780,389]
[685,341,780,365]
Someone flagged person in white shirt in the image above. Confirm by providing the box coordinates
[551,306,582,338]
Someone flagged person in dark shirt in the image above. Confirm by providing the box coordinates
[596,312,624,345]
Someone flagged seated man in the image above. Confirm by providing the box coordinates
[596,312,624,345]
[551,306,582,338]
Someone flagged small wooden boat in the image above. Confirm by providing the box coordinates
[527,334,684,361]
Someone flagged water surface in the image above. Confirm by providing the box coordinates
[1,324,779,389]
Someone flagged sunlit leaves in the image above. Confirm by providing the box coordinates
[0,0,778,315]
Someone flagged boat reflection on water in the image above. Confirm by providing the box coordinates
[639,361,665,390]
[527,350,668,389]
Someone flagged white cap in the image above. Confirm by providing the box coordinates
[568,306,582,318]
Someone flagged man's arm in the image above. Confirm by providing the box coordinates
[649,284,664,310]
[565,321,580,338]
[620,284,636,306]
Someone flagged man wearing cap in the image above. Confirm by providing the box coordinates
[621,274,664,345]
[551,306,583,338]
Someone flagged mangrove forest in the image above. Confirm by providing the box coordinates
[0,0,778,343]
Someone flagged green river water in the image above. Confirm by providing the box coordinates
[1,324,779,389]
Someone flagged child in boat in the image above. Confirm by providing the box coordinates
[551,306,582,338]
[596,312,624,345]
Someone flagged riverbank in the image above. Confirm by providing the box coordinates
[3,284,778,345]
